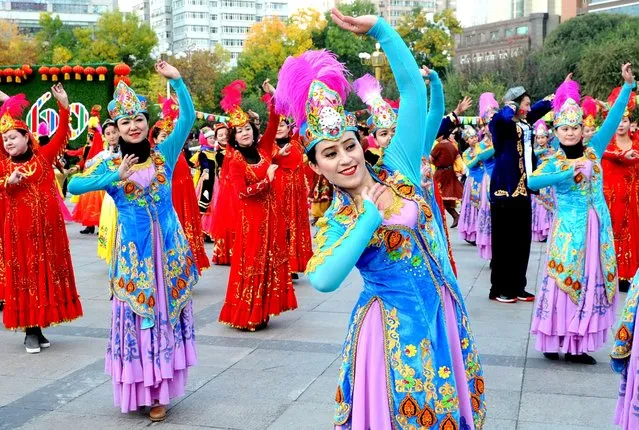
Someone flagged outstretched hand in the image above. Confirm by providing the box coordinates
[51,83,69,110]
[454,96,473,116]
[330,8,377,34]
[622,63,635,85]
[155,60,180,80]
[118,154,139,180]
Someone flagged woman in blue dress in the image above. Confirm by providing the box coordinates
[276,9,485,430]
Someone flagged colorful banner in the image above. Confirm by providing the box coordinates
[26,92,90,140]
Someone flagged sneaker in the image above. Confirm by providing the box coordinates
[517,291,536,302]
[24,334,41,354]
[495,295,517,304]
[37,332,50,348]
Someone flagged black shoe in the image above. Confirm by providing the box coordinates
[80,226,95,234]
[464,240,477,246]
[24,334,41,354]
[489,260,493,270]
[203,235,213,243]
[565,353,597,365]
[495,295,517,304]
[37,331,50,348]
[291,273,299,280]
[0,301,3,312]
[543,352,560,361]
[620,280,630,293]
[517,291,536,302]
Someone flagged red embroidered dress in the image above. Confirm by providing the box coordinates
[603,135,639,281]
[0,105,83,329]
[209,153,235,265]
[72,131,105,227]
[219,108,297,330]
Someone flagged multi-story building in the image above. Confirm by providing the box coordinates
[456,0,561,27]
[337,0,455,27]
[0,0,117,34]
[135,0,289,64]
[584,0,639,15]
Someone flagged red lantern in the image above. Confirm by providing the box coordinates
[113,63,131,76]
[84,66,95,81]
[73,65,84,80]
[61,65,73,80]
[49,66,60,82]
[38,66,49,81]
[14,68,24,83]
[96,66,108,81]
[22,64,32,75]
[4,69,13,83]
[114,75,131,87]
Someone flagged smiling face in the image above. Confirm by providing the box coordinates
[104,125,120,147]
[3,129,29,157]
[374,126,396,149]
[583,126,596,141]
[556,124,583,147]
[276,120,290,139]
[235,122,254,148]
[216,127,228,147]
[117,114,149,144]
[206,135,216,146]
[155,130,169,144]
[617,117,631,136]
[535,134,548,147]
[309,131,367,192]
[466,135,479,147]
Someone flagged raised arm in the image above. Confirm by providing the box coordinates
[41,103,70,163]
[258,101,278,160]
[462,147,479,169]
[423,72,445,157]
[67,160,119,195]
[591,82,634,157]
[158,77,195,167]
[527,100,553,126]
[307,200,382,292]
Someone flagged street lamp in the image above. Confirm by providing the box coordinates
[358,42,387,81]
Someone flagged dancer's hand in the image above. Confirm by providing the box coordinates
[622,63,635,85]
[202,169,210,181]
[564,72,574,83]
[119,154,139,180]
[330,8,377,34]
[7,167,25,185]
[267,164,278,182]
[625,150,639,161]
[155,60,180,80]
[51,83,69,110]
[278,143,291,157]
[262,79,276,95]
[454,96,473,116]
[362,182,387,213]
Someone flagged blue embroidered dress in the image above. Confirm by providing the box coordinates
[458,145,483,243]
[475,138,495,260]
[68,78,198,412]
[531,139,556,242]
[308,19,486,430]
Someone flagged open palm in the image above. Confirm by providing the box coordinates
[330,8,377,34]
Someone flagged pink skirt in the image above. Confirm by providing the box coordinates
[532,193,553,242]
[531,208,616,354]
[476,174,491,260]
[458,178,478,243]
[614,322,639,429]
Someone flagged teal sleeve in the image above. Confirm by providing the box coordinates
[158,78,196,168]
[307,200,383,293]
[591,81,635,158]
[422,72,445,158]
[528,163,574,190]
[462,148,479,168]
[68,161,119,194]
[368,18,427,186]
[477,145,495,161]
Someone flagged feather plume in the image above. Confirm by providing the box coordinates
[0,94,29,120]
[275,50,350,127]
[553,80,581,113]
[607,87,637,113]
[581,96,598,119]
[353,74,382,106]
[160,94,179,121]
[220,80,247,114]
[478,92,499,119]
[37,122,49,137]
[533,119,549,135]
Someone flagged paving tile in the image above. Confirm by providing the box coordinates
[518,392,617,427]
[266,401,333,429]
[522,366,618,399]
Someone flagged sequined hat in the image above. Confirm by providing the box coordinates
[503,86,527,103]
[220,80,250,128]
[606,86,637,119]
[0,94,30,135]
[461,125,477,141]
[553,80,582,128]
[353,74,398,134]
[581,96,598,128]
[533,119,550,137]
[108,81,148,122]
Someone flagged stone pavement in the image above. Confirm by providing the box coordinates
[0,222,625,430]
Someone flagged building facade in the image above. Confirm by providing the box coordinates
[585,0,639,15]
[0,0,117,33]
[336,0,455,28]
[456,0,561,27]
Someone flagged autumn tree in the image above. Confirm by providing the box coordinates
[0,20,38,65]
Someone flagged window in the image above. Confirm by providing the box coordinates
[222,13,255,21]
[222,39,245,47]
[211,27,218,33]
[223,26,249,34]
[505,28,514,37]
[52,3,88,13]
[516,26,528,36]
[490,31,499,41]
[210,1,218,6]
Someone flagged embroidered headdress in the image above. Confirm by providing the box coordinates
[108,81,148,122]
[606,86,637,119]
[478,92,499,123]
[214,122,229,134]
[220,80,249,128]
[461,125,477,141]
[553,80,582,128]
[533,119,550,137]
[353,74,397,134]
[275,50,356,152]
[581,96,598,128]
[0,94,30,135]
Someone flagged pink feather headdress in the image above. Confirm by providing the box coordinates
[581,96,598,128]
[478,92,499,121]
[553,80,582,128]
[533,119,550,137]
[37,122,49,137]
[220,80,249,127]
[0,94,30,134]
[353,74,397,133]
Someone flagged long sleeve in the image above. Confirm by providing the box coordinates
[41,103,70,163]
[462,147,479,168]
[307,200,382,293]
[489,106,515,152]
[422,72,445,157]
[611,276,639,373]
[368,18,427,186]
[158,78,195,168]
[228,153,270,199]
[528,159,574,191]
[603,148,639,165]
[477,144,495,161]
[68,160,120,195]
[273,143,303,170]
[591,82,635,158]
[258,102,278,161]
[527,100,552,126]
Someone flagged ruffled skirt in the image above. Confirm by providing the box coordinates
[458,178,478,243]
[73,190,105,226]
[476,174,492,260]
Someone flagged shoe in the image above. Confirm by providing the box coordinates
[203,235,213,244]
[565,353,597,365]
[517,291,536,302]
[0,301,3,312]
[149,405,167,422]
[37,331,50,348]
[495,295,517,303]
[450,215,460,229]
[620,280,630,293]
[488,293,498,301]
[464,240,477,246]
[80,226,95,235]
[543,352,560,361]
[291,273,299,280]
[24,334,41,354]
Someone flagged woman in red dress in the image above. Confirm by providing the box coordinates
[0,84,83,353]
[602,87,639,292]
[218,80,297,331]
[150,101,210,275]
[71,106,106,234]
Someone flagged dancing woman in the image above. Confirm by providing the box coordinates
[276,10,485,429]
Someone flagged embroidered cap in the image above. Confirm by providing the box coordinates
[461,125,477,141]
[108,81,148,122]
[503,86,527,103]
[353,74,397,134]
[553,80,582,128]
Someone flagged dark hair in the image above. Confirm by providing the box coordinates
[103,121,117,134]
[115,113,149,129]
[151,126,162,141]
[514,93,531,105]
[215,126,228,140]
[228,122,260,149]
[306,131,361,165]
[38,135,50,146]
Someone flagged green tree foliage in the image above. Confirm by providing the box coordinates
[35,14,78,63]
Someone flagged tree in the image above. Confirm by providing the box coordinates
[35,14,78,63]
[0,20,38,65]
[396,8,462,72]
[52,46,74,64]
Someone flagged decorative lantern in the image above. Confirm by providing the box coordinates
[73,65,84,80]
[84,66,95,81]
[38,66,49,81]
[61,65,72,80]
[114,75,131,87]
[96,66,108,81]
[49,66,60,82]
[22,65,32,76]
[4,69,13,83]
[113,63,131,77]
[14,68,24,83]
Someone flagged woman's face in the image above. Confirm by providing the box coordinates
[206,135,216,146]
[216,128,228,147]
[583,126,596,141]
[556,125,583,147]
[310,131,367,191]
[466,135,479,146]
[104,126,120,147]
[617,117,631,136]
[276,121,289,139]
[374,126,396,149]
[2,129,29,157]
[535,134,548,147]
[117,114,149,144]
[235,123,254,147]
[155,130,168,144]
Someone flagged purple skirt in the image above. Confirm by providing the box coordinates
[532,194,553,242]
[106,224,197,413]
[476,174,492,260]
[531,208,616,354]
[336,289,475,429]
[614,323,639,429]
[458,178,478,243]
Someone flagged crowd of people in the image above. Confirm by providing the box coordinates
[2,9,639,429]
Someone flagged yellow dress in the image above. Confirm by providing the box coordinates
[97,194,118,264]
